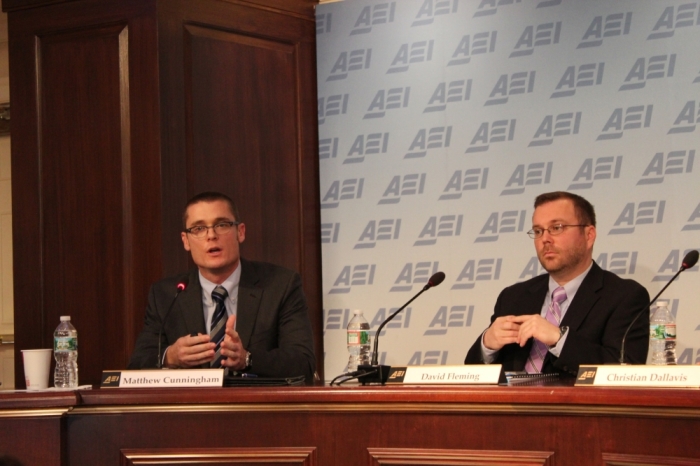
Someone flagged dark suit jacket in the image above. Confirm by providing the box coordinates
[128,258,316,382]
[464,262,650,375]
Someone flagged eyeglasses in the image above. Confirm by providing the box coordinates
[184,221,240,238]
[527,224,589,239]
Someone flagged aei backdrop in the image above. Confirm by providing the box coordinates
[316,0,700,381]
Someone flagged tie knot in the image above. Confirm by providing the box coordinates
[552,286,567,305]
[212,285,228,303]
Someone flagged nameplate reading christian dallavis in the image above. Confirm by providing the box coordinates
[386,365,501,385]
[101,369,225,388]
[575,365,700,388]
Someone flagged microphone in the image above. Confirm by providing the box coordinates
[619,250,698,364]
[156,278,189,368]
[357,271,446,384]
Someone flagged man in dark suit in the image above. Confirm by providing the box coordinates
[128,192,315,382]
[465,191,649,376]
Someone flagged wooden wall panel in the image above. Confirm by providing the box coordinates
[8,0,162,386]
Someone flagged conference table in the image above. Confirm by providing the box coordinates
[1,380,699,465]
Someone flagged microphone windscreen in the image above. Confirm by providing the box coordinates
[682,250,699,269]
[177,278,189,291]
[428,271,446,288]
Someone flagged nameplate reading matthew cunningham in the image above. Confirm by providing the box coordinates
[101,369,225,388]
[575,365,700,388]
[386,365,501,385]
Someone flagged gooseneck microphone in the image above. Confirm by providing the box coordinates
[156,278,189,369]
[619,250,698,364]
[357,271,446,384]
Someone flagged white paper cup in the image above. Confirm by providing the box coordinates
[21,349,52,390]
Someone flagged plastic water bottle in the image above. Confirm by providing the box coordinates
[54,316,78,387]
[649,301,676,365]
[347,309,370,372]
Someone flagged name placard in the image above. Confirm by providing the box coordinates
[386,365,501,385]
[101,369,225,388]
[575,365,700,388]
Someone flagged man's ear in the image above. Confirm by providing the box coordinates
[181,231,191,252]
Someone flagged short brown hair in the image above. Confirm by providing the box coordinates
[182,191,240,228]
[534,191,596,227]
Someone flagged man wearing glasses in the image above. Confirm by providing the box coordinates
[465,191,649,375]
[129,192,315,382]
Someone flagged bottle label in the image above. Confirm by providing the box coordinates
[347,330,369,346]
[55,336,78,352]
[650,324,676,340]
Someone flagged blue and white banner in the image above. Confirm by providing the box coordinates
[316,0,700,380]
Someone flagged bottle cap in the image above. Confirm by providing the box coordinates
[352,309,363,315]
[60,316,71,321]
[656,301,669,307]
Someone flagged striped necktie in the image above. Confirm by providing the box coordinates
[526,286,567,374]
[210,285,228,367]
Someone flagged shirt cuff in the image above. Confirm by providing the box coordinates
[480,331,499,363]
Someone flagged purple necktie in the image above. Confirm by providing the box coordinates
[526,286,567,374]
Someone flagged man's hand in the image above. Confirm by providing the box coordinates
[510,314,561,347]
[483,316,522,351]
[164,334,215,368]
[219,315,248,371]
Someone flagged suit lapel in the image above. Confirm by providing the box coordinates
[514,276,549,368]
[178,269,207,335]
[235,259,262,348]
[560,262,603,330]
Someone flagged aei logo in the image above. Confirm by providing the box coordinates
[321,223,340,244]
[568,156,623,190]
[509,21,561,58]
[451,258,502,290]
[652,249,699,282]
[577,12,632,48]
[500,162,552,196]
[597,105,653,140]
[551,64,604,98]
[682,202,700,231]
[466,119,516,153]
[529,112,581,147]
[354,219,401,249]
[318,94,349,125]
[637,150,694,185]
[668,100,700,134]
[378,173,426,205]
[364,87,411,119]
[476,210,527,242]
[316,13,332,35]
[387,41,434,74]
[319,137,339,160]
[327,49,372,82]
[413,215,463,246]
[412,0,459,27]
[391,262,440,292]
[321,178,364,209]
[424,80,472,113]
[345,133,390,164]
[609,200,665,235]
[407,351,448,365]
[329,264,377,294]
[619,54,676,91]
[519,257,545,281]
[369,307,412,337]
[485,71,535,106]
[438,168,489,200]
[595,251,638,275]
[447,32,497,66]
[423,305,474,336]
[351,2,396,36]
[405,127,451,158]
[647,3,700,40]
[474,0,522,17]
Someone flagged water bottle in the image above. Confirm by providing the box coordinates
[346,309,370,372]
[54,316,78,388]
[649,301,676,365]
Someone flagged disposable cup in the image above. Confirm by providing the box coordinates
[21,349,52,390]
